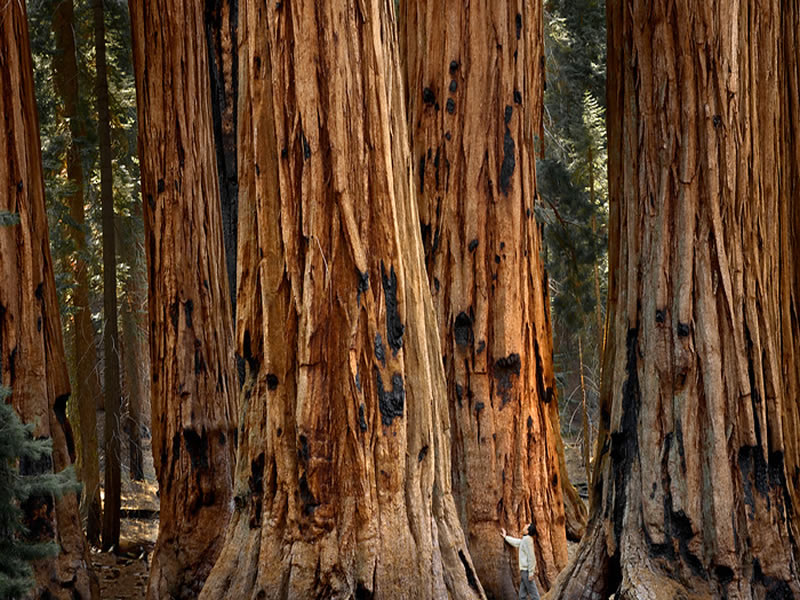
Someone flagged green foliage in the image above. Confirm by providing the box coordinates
[0,387,79,598]
[539,0,607,443]
[0,211,21,227]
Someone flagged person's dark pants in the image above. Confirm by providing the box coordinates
[519,570,540,600]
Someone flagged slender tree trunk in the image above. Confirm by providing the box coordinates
[401,3,582,595]
[94,0,122,552]
[52,0,103,546]
[549,1,800,597]
[119,214,146,481]
[204,0,238,317]
[0,1,98,596]
[200,1,485,598]
[129,0,238,595]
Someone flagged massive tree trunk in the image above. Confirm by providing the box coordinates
[95,0,122,552]
[199,1,485,598]
[129,0,238,596]
[548,1,800,597]
[0,1,98,597]
[204,0,238,316]
[402,3,579,596]
[52,0,103,546]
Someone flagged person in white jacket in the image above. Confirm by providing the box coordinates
[501,523,540,600]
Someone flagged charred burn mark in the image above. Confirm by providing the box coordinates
[298,473,319,515]
[433,150,441,189]
[358,404,367,432]
[450,60,459,73]
[514,90,522,105]
[418,445,428,462]
[356,269,369,304]
[533,339,547,404]
[515,13,522,39]
[670,509,705,577]
[739,445,769,518]
[455,383,464,405]
[449,80,457,93]
[157,178,165,193]
[301,129,311,161]
[420,221,431,248]
[16,181,23,193]
[499,129,516,196]
[242,330,259,374]
[474,401,485,414]
[545,387,554,404]
[446,98,456,114]
[380,263,404,354]
[185,299,194,328]
[504,105,513,124]
[374,333,386,367]
[355,583,373,600]
[194,343,206,375]
[433,278,440,292]
[248,452,265,526]
[375,369,405,426]
[610,327,640,547]
[677,322,690,337]
[422,87,436,105]
[477,340,485,354]
[458,550,480,591]
[355,372,362,392]
[36,317,41,332]
[281,147,288,159]
[169,300,179,332]
[147,194,155,210]
[35,282,44,301]
[715,565,734,587]
[419,155,426,194]
[468,239,478,252]
[54,393,74,457]
[298,434,310,462]
[454,312,474,347]
[752,558,794,599]
[494,353,521,405]
[713,115,722,128]
[527,415,533,429]
[183,428,209,469]
[655,308,666,323]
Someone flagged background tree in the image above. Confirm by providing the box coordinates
[200,0,485,597]
[549,0,800,596]
[0,0,97,595]
[50,0,103,545]
[401,1,579,594]
[128,0,239,595]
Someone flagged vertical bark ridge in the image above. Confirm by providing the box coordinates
[0,0,98,596]
[129,0,239,596]
[549,1,800,598]
[402,2,578,596]
[199,0,485,598]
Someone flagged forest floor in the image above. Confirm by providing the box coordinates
[94,412,158,600]
[90,416,588,599]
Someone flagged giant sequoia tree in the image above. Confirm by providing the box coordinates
[129,0,239,596]
[0,0,97,597]
[549,1,800,597]
[199,0,485,597]
[402,2,581,596]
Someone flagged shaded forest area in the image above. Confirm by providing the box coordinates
[2,0,799,599]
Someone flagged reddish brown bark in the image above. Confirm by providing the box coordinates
[402,2,580,596]
[549,1,800,597]
[0,0,98,596]
[129,0,238,596]
[199,0,485,597]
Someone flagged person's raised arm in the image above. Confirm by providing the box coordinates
[501,528,522,547]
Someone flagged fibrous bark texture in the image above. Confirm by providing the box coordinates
[52,0,103,546]
[129,0,238,596]
[205,0,239,316]
[402,3,576,596]
[0,1,97,597]
[199,0,485,598]
[549,1,800,598]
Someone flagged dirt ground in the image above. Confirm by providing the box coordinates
[94,413,158,600]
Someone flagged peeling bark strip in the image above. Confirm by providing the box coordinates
[199,0,485,598]
[129,0,238,597]
[549,1,800,598]
[0,1,97,597]
[402,1,580,596]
